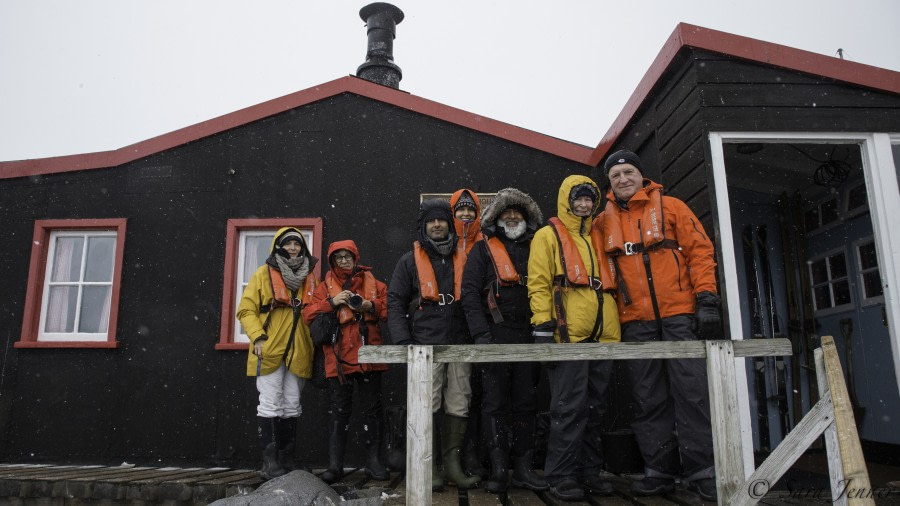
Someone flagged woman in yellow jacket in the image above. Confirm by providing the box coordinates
[237,227,318,479]
[527,174,620,501]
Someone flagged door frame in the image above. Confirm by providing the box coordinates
[708,131,900,473]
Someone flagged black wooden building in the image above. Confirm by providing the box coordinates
[1,17,899,472]
[591,24,900,461]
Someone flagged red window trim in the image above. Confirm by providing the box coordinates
[216,218,323,351]
[16,218,127,349]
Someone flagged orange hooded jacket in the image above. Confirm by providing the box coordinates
[595,180,717,324]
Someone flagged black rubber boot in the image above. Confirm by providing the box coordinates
[257,416,286,480]
[509,415,547,491]
[276,417,303,472]
[511,450,548,491]
[364,417,390,481]
[432,413,445,492]
[321,420,348,484]
[483,417,509,493]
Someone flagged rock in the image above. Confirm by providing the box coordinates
[209,470,345,506]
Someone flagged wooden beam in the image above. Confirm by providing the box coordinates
[405,345,434,506]
[816,348,848,506]
[706,340,745,504]
[357,339,792,364]
[728,392,833,506]
[820,336,874,505]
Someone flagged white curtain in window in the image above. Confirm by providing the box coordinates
[46,238,75,332]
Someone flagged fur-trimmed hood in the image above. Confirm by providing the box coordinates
[480,187,544,238]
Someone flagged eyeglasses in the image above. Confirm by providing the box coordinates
[333,254,354,262]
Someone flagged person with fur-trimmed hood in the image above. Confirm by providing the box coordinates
[387,199,481,491]
[237,227,318,480]
[302,240,390,484]
[527,175,621,501]
[460,188,548,494]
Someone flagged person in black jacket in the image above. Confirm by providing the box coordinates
[387,199,480,491]
[460,188,548,494]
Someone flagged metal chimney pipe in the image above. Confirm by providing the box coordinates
[356,3,404,89]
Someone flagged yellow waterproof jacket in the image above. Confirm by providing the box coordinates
[527,175,620,343]
[237,227,317,378]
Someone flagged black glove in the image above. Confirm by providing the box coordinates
[532,320,557,344]
[695,291,723,340]
[474,332,492,345]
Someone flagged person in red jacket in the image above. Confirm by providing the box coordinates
[302,240,390,484]
[597,150,722,502]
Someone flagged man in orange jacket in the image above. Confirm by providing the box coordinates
[597,150,721,502]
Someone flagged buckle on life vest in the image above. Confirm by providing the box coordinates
[624,242,639,256]
[290,297,302,308]
[437,294,455,306]
[589,277,603,291]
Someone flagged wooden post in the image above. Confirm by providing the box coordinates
[820,336,874,505]
[816,347,848,506]
[406,345,433,506]
[706,340,745,504]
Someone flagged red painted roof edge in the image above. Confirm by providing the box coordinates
[0,76,593,179]
[588,23,900,166]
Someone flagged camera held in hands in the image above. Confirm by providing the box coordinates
[348,294,364,309]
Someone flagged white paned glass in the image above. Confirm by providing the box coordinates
[45,285,77,332]
[78,285,111,333]
[50,237,83,282]
[85,236,115,282]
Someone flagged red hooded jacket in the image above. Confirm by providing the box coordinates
[302,240,388,378]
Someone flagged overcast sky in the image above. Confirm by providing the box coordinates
[1,0,898,162]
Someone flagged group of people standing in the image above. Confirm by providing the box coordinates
[235,150,723,502]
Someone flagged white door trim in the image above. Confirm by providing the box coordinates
[708,131,900,474]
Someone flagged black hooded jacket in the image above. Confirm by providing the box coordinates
[460,188,543,340]
[387,199,470,345]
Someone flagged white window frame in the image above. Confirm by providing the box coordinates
[807,247,854,316]
[709,131,900,473]
[37,230,118,341]
[854,236,885,306]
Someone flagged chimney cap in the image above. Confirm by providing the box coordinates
[359,3,404,24]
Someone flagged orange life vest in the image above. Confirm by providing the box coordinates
[413,241,464,303]
[326,270,379,324]
[268,266,317,309]
[547,217,604,288]
[485,236,521,286]
[601,189,668,256]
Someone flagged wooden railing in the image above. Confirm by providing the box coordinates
[358,336,871,505]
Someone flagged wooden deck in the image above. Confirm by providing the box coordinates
[1,456,897,505]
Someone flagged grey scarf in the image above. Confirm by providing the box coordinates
[427,236,454,257]
[275,254,310,292]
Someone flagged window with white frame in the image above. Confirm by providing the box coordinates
[233,229,313,343]
[804,194,840,233]
[216,218,322,350]
[808,248,853,313]
[17,219,126,348]
[39,230,117,340]
[856,239,884,304]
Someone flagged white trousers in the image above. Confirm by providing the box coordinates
[256,363,305,418]
[432,362,472,417]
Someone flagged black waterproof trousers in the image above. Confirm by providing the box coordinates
[622,315,714,479]
[327,371,384,426]
[543,358,612,486]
